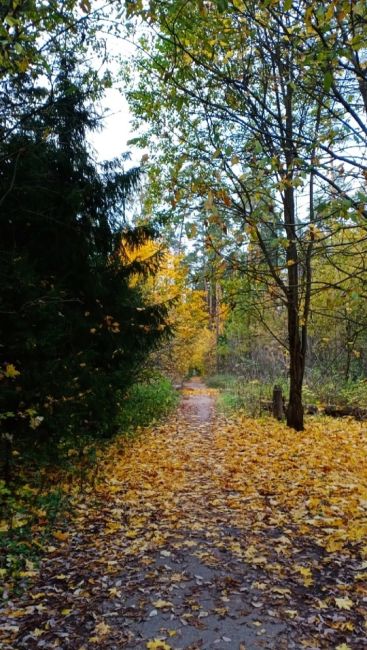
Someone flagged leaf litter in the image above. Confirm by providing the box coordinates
[1,379,367,648]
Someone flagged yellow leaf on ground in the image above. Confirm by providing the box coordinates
[4,363,20,378]
[146,640,172,650]
[152,599,174,609]
[334,597,354,610]
[53,531,69,542]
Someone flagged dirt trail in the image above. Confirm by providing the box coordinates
[1,380,365,649]
[180,378,215,423]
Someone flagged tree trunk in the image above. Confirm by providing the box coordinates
[287,363,304,431]
[272,385,284,420]
[287,329,304,431]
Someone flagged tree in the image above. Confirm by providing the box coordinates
[0,50,170,480]
[123,0,358,429]
[125,240,215,378]
[0,0,99,78]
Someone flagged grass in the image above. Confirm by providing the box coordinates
[206,373,367,416]
[117,375,179,432]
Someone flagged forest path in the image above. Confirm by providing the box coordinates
[1,379,366,649]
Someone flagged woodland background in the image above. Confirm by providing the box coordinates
[1,0,367,590]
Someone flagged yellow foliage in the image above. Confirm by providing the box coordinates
[126,241,215,377]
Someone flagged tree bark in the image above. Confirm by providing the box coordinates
[287,344,304,431]
[284,180,305,431]
[286,257,305,431]
[272,385,284,420]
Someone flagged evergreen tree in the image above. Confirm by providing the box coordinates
[0,53,169,479]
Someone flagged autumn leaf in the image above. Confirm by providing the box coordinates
[334,597,354,610]
[152,599,174,609]
[146,640,171,650]
[53,531,69,542]
[4,363,20,378]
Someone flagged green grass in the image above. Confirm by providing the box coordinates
[206,373,367,416]
[117,375,179,432]
[214,377,283,416]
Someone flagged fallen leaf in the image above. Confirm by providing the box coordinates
[152,599,174,609]
[146,640,171,650]
[53,531,69,542]
[335,597,354,610]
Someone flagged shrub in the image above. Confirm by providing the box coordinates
[118,376,179,432]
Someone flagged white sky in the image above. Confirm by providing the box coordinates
[89,86,138,163]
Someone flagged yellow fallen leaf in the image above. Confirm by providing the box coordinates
[325,537,344,552]
[146,640,171,650]
[251,581,267,590]
[8,609,27,618]
[18,570,37,578]
[315,599,328,609]
[335,621,354,632]
[334,597,354,610]
[294,564,313,585]
[294,565,312,578]
[152,599,174,609]
[284,610,298,618]
[4,363,20,378]
[104,522,121,534]
[108,587,121,597]
[53,531,69,542]
[272,586,291,595]
[95,621,111,636]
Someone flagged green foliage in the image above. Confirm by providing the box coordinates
[205,374,237,390]
[0,0,83,77]
[212,376,288,417]
[211,373,367,418]
[118,375,179,432]
[0,481,69,595]
[0,52,170,484]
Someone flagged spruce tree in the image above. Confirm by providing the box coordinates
[0,52,169,478]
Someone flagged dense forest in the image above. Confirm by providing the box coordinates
[1,2,367,648]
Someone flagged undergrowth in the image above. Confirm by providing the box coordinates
[118,375,179,432]
[207,374,367,416]
[0,374,178,599]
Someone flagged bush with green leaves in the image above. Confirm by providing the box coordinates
[118,375,179,432]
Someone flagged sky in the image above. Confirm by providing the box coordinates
[89,86,138,163]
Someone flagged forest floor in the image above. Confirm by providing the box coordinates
[1,379,367,649]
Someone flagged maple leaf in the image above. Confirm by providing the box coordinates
[146,640,171,650]
[334,597,354,610]
[152,599,174,609]
[4,363,20,378]
[53,531,69,542]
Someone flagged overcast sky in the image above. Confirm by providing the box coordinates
[89,85,138,162]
